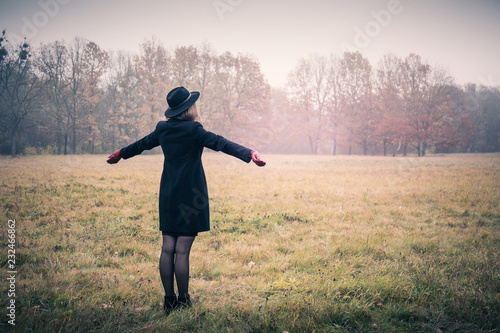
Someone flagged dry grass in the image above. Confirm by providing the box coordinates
[0,153,499,332]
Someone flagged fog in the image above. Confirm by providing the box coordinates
[1,1,499,156]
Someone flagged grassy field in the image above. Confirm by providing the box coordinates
[0,153,499,332]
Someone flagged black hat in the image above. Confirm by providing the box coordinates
[164,86,200,118]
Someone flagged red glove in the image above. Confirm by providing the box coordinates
[250,150,266,167]
[107,149,121,164]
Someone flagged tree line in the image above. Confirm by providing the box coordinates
[1,30,499,156]
[282,53,499,155]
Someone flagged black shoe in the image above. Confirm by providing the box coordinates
[177,294,191,308]
[164,295,177,315]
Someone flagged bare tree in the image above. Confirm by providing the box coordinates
[399,54,466,156]
[81,41,109,153]
[171,45,199,87]
[101,51,144,152]
[38,40,68,154]
[211,51,270,142]
[398,53,430,156]
[0,31,44,156]
[338,51,372,155]
[374,53,407,156]
[324,55,342,155]
[462,84,500,152]
[286,55,335,154]
[194,43,217,126]
[134,37,170,135]
[57,37,89,154]
[419,67,455,155]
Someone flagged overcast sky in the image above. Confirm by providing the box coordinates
[1,0,499,87]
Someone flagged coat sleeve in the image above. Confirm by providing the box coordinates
[120,124,160,159]
[192,122,252,163]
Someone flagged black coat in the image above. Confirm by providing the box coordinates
[120,119,252,234]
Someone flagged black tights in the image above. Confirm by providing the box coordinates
[159,235,196,297]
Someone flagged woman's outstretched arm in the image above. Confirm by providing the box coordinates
[107,124,160,164]
[192,123,266,166]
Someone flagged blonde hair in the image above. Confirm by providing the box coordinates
[172,103,201,122]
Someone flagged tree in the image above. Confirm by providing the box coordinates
[286,55,336,154]
[399,54,475,156]
[465,85,500,152]
[101,50,143,152]
[399,54,430,156]
[133,37,170,135]
[265,86,299,153]
[481,87,500,152]
[170,44,216,125]
[419,67,456,156]
[171,45,199,87]
[211,51,270,144]
[338,51,372,155]
[323,55,342,155]
[81,41,109,153]
[194,43,216,125]
[59,37,89,154]
[433,84,477,152]
[374,53,409,156]
[38,40,68,154]
[228,53,270,146]
[0,30,44,156]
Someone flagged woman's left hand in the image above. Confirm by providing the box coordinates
[250,150,266,167]
[107,149,121,164]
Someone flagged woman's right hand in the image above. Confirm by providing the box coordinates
[107,149,121,164]
[250,151,266,167]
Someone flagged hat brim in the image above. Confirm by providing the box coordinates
[164,91,200,118]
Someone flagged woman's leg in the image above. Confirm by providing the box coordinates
[159,235,177,296]
[174,236,196,299]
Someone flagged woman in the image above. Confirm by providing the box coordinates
[106,86,266,314]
